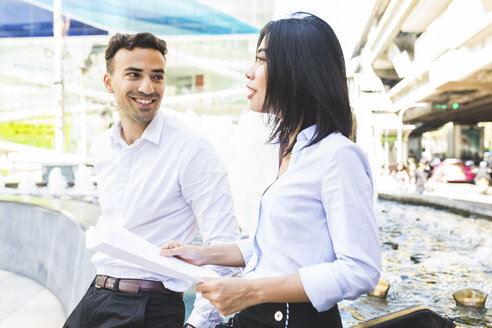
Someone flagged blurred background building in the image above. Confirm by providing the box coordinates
[0,0,272,186]
[0,0,491,183]
[350,0,492,174]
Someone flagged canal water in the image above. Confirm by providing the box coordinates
[340,199,492,327]
[183,199,492,327]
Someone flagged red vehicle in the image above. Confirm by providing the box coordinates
[431,158,475,183]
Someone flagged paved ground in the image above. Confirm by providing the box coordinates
[414,179,491,204]
[378,174,491,202]
[0,270,65,328]
[377,175,492,219]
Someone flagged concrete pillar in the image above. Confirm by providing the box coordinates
[53,0,66,152]
[447,123,456,158]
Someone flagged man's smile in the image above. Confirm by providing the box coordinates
[130,96,158,107]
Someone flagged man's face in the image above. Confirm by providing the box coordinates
[103,47,165,124]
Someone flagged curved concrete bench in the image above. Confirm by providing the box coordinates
[0,196,99,316]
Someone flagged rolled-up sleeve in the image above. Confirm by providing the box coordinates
[299,145,381,312]
[236,238,253,264]
[180,139,241,328]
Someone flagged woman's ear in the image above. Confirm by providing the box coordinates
[103,74,113,93]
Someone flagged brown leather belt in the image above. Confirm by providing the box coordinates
[95,275,183,297]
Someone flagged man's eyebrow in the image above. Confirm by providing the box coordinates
[124,67,143,72]
[123,67,165,73]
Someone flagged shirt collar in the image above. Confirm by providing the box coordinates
[110,121,124,148]
[296,124,317,145]
[140,110,164,146]
[110,110,164,147]
[271,124,317,149]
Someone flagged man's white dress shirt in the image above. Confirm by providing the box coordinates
[90,110,240,328]
[237,126,381,312]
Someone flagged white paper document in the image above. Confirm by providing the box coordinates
[85,221,220,283]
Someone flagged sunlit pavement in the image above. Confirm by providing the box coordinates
[425,180,492,204]
[377,175,492,218]
[378,175,492,204]
[0,270,65,328]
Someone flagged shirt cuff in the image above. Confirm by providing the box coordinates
[235,238,253,264]
[186,312,219,328]
[299,263,343,312]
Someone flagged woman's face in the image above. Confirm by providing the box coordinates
[245,37,267,113]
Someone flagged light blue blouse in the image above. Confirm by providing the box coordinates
[237,126,381,312]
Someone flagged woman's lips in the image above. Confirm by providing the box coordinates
[247,86,256,99]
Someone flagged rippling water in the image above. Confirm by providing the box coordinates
[339,200,492,327]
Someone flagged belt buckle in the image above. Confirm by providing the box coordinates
[95,275,108,289]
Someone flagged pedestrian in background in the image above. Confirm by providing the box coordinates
[414,161,428,194]
[393,162,410,191]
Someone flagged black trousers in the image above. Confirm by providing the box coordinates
[64,279,185,328]
[216,303,342,328]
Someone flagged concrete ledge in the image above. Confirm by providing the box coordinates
[378,191,492,220]
[0,198,99,316]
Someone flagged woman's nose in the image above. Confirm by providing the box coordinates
[245,64,255,80]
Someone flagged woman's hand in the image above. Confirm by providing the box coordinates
[197,274,310,316]
[160,240,205,266]
[196,277,258,316]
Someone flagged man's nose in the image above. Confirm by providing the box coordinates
[138,76,154,94]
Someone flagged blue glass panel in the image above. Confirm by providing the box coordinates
[28,0,258,35]
[0,0,107,38]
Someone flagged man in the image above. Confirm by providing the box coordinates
[64,32,240,328]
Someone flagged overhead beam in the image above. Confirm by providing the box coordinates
[404,94,492,124]
[361,0,419,70]
[436,81,492,92]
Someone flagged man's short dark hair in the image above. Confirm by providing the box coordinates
[105,32,168,74]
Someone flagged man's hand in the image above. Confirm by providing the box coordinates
[196,277,258,316]
[160,240,205,266]
[161,242,245,268]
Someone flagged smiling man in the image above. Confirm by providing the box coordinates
[64,32,240,328]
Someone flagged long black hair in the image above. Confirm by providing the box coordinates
[259,12,352,154]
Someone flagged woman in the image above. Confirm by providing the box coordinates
[161,12,380,328]
[393,162,410,191]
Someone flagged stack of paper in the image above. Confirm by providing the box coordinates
[85,221,220,283]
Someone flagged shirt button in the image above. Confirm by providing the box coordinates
[274,310,283,321]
